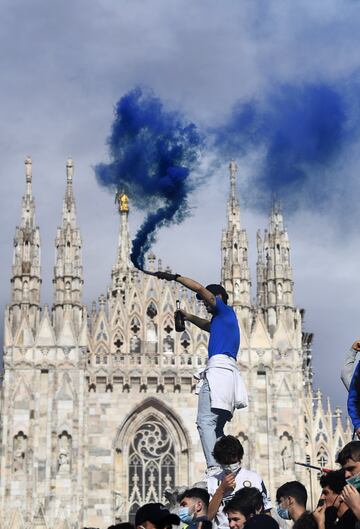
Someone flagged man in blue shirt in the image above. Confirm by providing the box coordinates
[155,271,247,473]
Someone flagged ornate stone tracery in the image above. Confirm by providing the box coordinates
[128,417,175,520]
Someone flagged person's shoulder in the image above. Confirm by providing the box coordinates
[236,468,262,486]
[293,511,317,529]
[342,508,358,522]
[243,514,279,528]
[239,467,262,479]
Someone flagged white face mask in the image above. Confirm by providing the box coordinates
[223,463,241,474]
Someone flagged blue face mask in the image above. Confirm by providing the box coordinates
[178,507,194,524]
[276,506,290,520]
[346,472,360,490]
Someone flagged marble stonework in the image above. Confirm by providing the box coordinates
[0,159,352,529]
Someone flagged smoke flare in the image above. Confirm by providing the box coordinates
[95,87,204,270]
[213,82,348,208]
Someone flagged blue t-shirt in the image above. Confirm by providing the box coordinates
[208,297,240,359]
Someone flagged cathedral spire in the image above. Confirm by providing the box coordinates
[53,159,84,334]
[221,161,251,330]
[9,157,42,332]
[227,160,241,229]
[110,192,132,300]
[257,203,295,334]
[63,158,76,227]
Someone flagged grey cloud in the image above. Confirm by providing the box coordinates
[1,0,360,417]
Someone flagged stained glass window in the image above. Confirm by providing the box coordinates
[128,417,175,522]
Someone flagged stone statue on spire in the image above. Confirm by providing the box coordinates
[66,158,74,182]
[115,191,129,213]
[25,156,32,182]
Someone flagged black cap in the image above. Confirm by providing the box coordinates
[196,284,229,304]
[135,503,180,527]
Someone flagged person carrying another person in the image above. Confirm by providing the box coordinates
[207,436,271,529]
[178,487,210,529]
[276,481,317,528]
[312,470,358,529]
[154,272,247,473]
[224,487,279,529]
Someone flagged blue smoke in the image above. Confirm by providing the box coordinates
[213,83,349,208]
[95,87,204,270]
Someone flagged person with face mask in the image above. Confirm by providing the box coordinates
[177,488,210,529]
[223,488,279,529]
[276,481,317,528]
[207,436,271,529]
[154,273,248,474]
[336,441,360,484]
[312,470,358,529]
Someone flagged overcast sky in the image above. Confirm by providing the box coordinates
[1,0,360,415]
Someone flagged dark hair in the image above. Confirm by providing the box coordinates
[224,487,264,518]
[213,436,244,465]
[293,512,317,529]
[178,487,210,508]
[108,525,134,529]
[336,441,360,465]
[276,481,307,508]
[320,470,346,494]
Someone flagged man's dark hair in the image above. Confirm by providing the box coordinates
[293,512,317,529]
[276,481,307,508]
[320,470,347,494]
[336,441,360,466]
[179,487,210,508]
[108,524,134,529]
[196,284,229,305]
[213,435,244,465]
[224,487,264,518]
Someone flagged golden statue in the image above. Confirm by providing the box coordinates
[115,191,129,213]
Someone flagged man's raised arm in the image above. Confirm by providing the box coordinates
[154,271,216,306]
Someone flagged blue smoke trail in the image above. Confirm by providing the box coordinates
[213,83,349,208]
[95,87,204,270]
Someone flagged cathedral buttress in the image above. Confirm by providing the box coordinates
[221,160,251,331]
[53,159,84,336]
[8,157,41,334]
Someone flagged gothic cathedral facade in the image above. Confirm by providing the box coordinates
[0,158,352,529]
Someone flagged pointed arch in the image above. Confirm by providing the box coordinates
[161,291,174,313]
[6,508,26,529]
[316,446,329,469]
[95,318,109,342]
[146,301,158,320]
[55,372,76,401]
[12,375,33,402]
[113,398,191,523]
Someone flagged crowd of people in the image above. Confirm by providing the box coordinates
[105,436,360,529]
[103,274,360,529]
